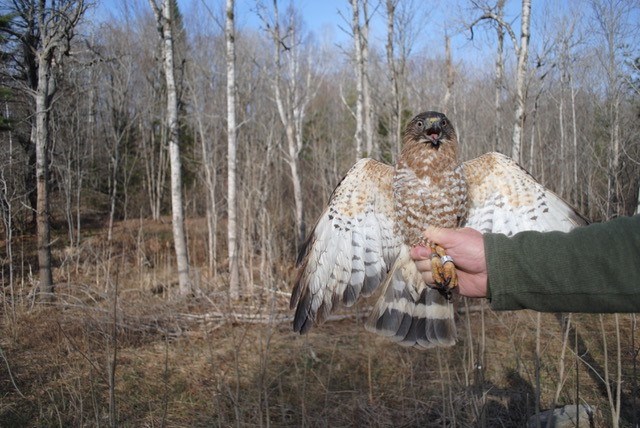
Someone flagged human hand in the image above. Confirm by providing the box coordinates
[410,227,488,298]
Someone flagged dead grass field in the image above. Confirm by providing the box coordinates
[1,219,638,427]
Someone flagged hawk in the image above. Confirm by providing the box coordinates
[290,111,587,349]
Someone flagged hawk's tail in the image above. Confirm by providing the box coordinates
[365,245,456,349]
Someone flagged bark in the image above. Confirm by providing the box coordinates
[360,0,375,158]
[150,0,191,296]
[35,50,53,299]
[225,0,240,299]
[494,0,505,152]
[385,0,401,159]
[267,0,314,250]
[442,33,453,114]
[351,0,364,159]
[589,0,627,218]
[27,0,86,300]
[570,79,579,207]
[511,0,531,162]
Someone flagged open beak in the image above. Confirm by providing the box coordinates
[424,122,442,147]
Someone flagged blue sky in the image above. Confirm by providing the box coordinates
[91,0,640,71]
[92,0,494,62]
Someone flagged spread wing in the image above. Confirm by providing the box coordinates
[462,152,588,234]
[290,159,402,333]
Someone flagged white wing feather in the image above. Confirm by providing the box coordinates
[291,159,401,333]
[463,152,587,234]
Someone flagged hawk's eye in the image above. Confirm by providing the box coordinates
[416,120,424,128]
[440,118,448,128]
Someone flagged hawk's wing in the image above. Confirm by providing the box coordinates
[291,159,402,333]
[462,152,588,234]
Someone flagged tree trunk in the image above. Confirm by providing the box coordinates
[570,79,579,207]
[494,0,505,153]
[385,0,401,160]
[225,0,240,299]
[511,0,531,162]
[266,0,314,250]
[442,33,453,114]
[151,0,191,296]
[351,0,365,160]
[360,0,375,158]
[636,182,640,215]
[35,52,53,300]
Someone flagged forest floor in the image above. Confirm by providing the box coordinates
[0,217,638,427]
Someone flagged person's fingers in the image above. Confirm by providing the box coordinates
[423,226,453,246]
[410,245,432,260]
[413,258,434,284]
[413,258,431,271]
[422,272,434,285]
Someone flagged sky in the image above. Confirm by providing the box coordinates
[91,0,498,62]
[90,0,640,72]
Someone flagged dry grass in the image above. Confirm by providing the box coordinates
[0,219,638,427]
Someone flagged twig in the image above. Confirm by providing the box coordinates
[0,344,26,399]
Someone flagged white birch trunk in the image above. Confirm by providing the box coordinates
[225,0,240,299]
[559,74,566,196]
[511,0,531,163]
[443,33,453,114]
[361,0,374,158]
[351,0,364,160]
[494,0,505,153]
[570,79,579,206]
[385,0,401,159]
[150,0,191,296]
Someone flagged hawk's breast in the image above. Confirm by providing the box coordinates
[393,165,467,245]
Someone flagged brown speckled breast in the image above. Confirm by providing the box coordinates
[393,161,467,246]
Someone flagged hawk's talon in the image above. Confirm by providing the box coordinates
[429,243,458,292]
[437,287,453,301]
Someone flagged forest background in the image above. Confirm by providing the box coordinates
[0,0,639,426]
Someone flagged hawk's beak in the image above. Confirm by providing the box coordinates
[424,121,443,147]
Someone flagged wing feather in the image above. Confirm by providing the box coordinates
[291,158,402,333]
[463,152,588,234]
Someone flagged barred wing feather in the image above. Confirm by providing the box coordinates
[463,152,588,234]
[291,159,401,333]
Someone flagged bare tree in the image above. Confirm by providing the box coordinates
[350,0,375,159]
[385,0,422,159]
[469,0,531,162]
[351,0,364,159]
[385,0,399,158]
[442,33,454,114]
[494,0,506,153]
[590,0,631,219]
[226,0,240,299]
[6,0,86,300]
[260,0,319,250]
[149,0,191,296]
[512,0,531,162]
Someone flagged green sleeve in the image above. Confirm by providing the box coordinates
[484,215,640,313]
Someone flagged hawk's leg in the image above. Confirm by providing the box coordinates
[429,243,458,299]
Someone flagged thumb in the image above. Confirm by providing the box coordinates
[423,226,450,245]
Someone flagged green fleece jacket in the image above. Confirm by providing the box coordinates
[484,215,640,313]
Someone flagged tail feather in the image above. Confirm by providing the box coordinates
[365,246,456,349]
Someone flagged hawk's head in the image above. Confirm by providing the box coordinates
[403,111,456,150]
